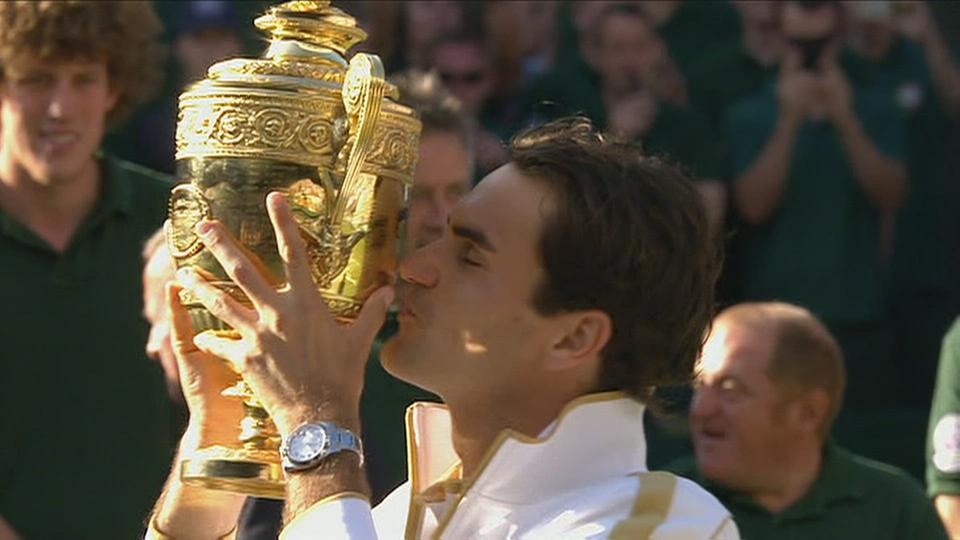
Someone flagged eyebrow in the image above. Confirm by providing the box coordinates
[451,223,497,253]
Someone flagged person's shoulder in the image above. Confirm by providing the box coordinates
[687,42,747,82]
[839,447,927,496]
[944,317,960,349]
[106,155,174,192]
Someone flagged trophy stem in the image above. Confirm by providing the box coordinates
[179,379,286,499]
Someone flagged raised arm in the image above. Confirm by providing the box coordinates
[819,60,907,212]
[732,54,811,225]
[173,193,392,538]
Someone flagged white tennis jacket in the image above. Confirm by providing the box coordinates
[281,392,739,540]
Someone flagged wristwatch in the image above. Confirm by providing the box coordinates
[280,421,364,473]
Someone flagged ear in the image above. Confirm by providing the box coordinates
[793,388,831,436]
[543,310,612,372]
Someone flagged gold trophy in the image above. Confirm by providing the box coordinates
[164,0,420,498]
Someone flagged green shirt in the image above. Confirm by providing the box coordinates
[865,36,959,297]
[642,103,725,180]
[927,318,960,496]
[656,0,741,80]
[686,42,776,132]
[676,445,947,540]
[725,83,905,324]
[0,155,177,539]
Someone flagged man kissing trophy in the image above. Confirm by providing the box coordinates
[165,0,421,498]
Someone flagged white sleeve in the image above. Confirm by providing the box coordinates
[280,495,378,540]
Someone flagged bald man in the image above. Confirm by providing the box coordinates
[680,302,946,540]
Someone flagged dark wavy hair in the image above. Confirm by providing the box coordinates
[510,117,722,401]
[0,1,166,125]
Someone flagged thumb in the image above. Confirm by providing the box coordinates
[167,282,199,356]
[352,285,395,347]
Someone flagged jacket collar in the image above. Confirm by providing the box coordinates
[405,391,648,504]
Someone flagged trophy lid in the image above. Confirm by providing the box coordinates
[175,0,411,170]
[185,0,369,93]
[255,0,367,59]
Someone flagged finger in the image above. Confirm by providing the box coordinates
[167,282,200,355]
[351,286,395,349]
[194,220,279,309]
[266,191,315,292]
[193,331,249,373]
[176,267,256,333]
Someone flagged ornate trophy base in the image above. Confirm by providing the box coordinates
[181,445,285,499]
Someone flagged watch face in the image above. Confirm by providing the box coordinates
[288,424,328,463]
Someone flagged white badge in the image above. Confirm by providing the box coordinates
[933,413,960,473]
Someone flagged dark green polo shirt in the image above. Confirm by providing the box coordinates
[686,42,777,132]
[927,318,960,496]
[656,0,741,80]
[676,445,947,540]
[870,37,959,298]
[0,155,177,539]
[641,103,725,180]
[724,82,905,324]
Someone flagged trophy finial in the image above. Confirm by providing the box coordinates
[255,0,367,57]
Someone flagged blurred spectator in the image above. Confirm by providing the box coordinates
[569,0,619,69]
[845,0,960,410]
[118,0,243,175]
[0,2,177,538]
[142,229,182,403]
[483,1,560,96]
[430,34,510,175]
[687,1,785,130]
[678,302,947,539]
[392,0,467,71]
[639,0,742,81]
[927,317,960,537]
[567,4,727,228]
[174,1,243,84]
[725,0,907,409]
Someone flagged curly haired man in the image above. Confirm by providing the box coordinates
[0,2,178,538]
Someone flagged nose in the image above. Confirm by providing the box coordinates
[398,244,440,289]
[47,76,84,119]
[47,81,70,118]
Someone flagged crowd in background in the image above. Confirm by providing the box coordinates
[106,0,960,482]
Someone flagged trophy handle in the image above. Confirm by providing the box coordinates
[333,52,386,225]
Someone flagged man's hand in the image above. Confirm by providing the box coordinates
[818,59,854,125]
[147,282,247,540]
[777,50,818,123]
[606,90,658,141]
[176,192,393,437]
[167,282,244,449]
